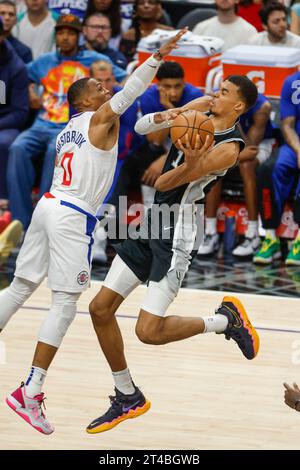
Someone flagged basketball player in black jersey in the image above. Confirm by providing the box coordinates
[86,75,260,434]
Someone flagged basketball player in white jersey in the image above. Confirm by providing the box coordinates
[0,28,188,435]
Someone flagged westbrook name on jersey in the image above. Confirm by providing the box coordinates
[56,130,87,153]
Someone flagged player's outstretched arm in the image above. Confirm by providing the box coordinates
[134,108,182,135]
[134,95,214,136]
[155,135,239,192]
[92,28,188,127]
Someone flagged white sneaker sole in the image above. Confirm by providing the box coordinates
[253,251,281,264]
[6,395,54,435]
[198,243,219,256]
[285,258,300,266]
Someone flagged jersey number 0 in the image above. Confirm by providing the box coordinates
[61,152,74,186]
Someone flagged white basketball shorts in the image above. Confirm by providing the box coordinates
[15,193,98,292]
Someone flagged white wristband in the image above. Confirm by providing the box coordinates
[147,55,163,67]
[134,113,172,135]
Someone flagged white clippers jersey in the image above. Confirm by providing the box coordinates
[51,111,118,213]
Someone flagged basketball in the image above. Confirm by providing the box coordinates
[170,110,214,150]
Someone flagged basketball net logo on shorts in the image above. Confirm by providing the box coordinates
[77,271,89,286]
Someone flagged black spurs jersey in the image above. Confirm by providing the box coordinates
[154,122,245,208]
[115,121,245,283]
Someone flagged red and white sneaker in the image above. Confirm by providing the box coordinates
[6,382,54,435]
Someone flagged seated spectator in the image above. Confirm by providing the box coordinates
[291,1,300,35]
[85,0,121,49]
[7,14,127,230]
[237,0,264,32]
[140,61,203,116]
[89,59,141,262]
[198,92,274,258]
[83,13,127,69]
[0,17,29,207]
[193,0,257,51]
[254,71,300,265]
[120,0,172,32]
[0,0,32,62]
[48,0,88,21]
[13,0,58,59]
[120,0,173,62]
[248,2,300,46]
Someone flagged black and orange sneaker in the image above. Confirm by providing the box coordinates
[216,296,260,360]
[86,386,151,434]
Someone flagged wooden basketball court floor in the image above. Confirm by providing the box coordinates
[0,280,299,450]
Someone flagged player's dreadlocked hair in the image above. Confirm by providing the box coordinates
[67,78,90,111]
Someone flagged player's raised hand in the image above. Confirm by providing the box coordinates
[154,108,183,125]
[153,27,188,60]
[177,134,214,169]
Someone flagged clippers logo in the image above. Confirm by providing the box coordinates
[77,270,89,285]
[247,71,265,94]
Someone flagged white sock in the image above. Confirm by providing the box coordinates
[112,368,135,395]
[203,314,228,333]
[245,220,258,239]
[25,366,47,398]
[266,229,276,239]
[206,218,217,236]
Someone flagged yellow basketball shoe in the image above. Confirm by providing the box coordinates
[86,386,151,434]
[216,296,260,360]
